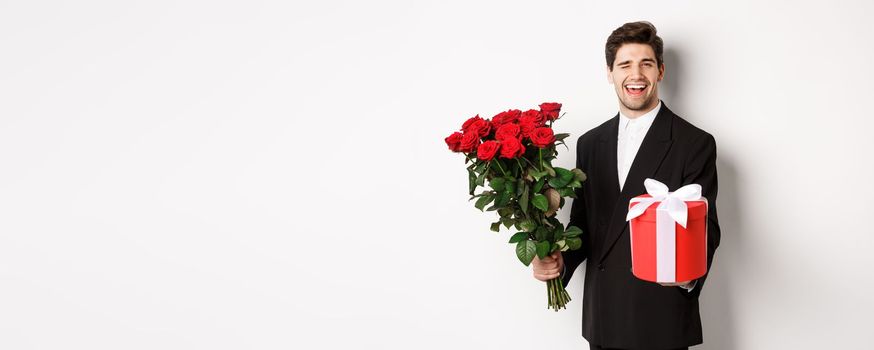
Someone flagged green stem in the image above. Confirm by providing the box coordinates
[547,280,552,308]
[493,160,508,176]
[549,279,556,311]
[546,277,572,311]
[539,148,543,172]
[550,279,555,309]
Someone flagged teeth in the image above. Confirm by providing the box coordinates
[626,84,646,89]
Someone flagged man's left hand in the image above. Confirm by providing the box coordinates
[658,280,692,288]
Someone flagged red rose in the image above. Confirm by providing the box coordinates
[539,102,562,121]
[530,127,555,148]
[499,137,525,159]
[459,131,481,153]
[445,132,464,152]
[519,110,545,138]
[494,123,521,142]
[520,109,545,126]
[518,118,537,138]
[461,114,482,131]
[492,109,521,127]
[476,140,500,161]
[461,115,491,137]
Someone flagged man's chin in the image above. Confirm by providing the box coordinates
[620,96,654,111]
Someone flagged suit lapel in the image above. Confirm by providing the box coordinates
[598,114,621,195]
[597,102,675,263]
[592,116,621,251]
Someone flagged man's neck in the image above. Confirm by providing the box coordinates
[619,99,660,119]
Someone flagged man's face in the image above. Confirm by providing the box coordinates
[607,43,664,116]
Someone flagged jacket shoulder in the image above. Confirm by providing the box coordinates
[576,117,615,146]
[671,112,715,145]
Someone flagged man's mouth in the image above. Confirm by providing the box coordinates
[624,83,647,97]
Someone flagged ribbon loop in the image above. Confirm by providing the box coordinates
[626,179,702,228]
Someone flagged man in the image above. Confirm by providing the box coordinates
[531,21,721,350]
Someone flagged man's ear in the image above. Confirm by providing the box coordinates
[607,65,614,84]
[658,63,665,81]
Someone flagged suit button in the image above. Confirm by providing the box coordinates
[598,264,605,271]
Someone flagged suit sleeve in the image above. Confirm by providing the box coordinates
[560,140,590,286]
[681,133,721,298]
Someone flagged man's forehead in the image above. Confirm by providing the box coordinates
[616,44,656,60]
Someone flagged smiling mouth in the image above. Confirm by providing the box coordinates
[624,83,647,97]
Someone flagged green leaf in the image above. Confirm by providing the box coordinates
[564,226,583,238]
[519,219,537,232]
[555,167,573,180]
[533,177,546,193]
[519,185,530,214]
[530,168,545,181]
[548,178,567,189]
[535,241,550,259]
[497,207,514,217]
[474,161,487,173]
[489,177,506,192]
[475,170,486,187]
[554,133,570,142]
[468,169,477,195]
[557,187,576,197]
[532,194,548,212]
[474,193,495,211]
[549,167,574,188]
[503,178,516,195]
[516,240,537,266]
[534,226,549,241]
[468,192,488,201]
[509,232,529,243]
[566,237,582,250]
[501,217,515,229]
[494,190,511,207]
[572,168,587,182]
[552,222,565,235]
[543,163,556,177]
[490,222,501,232]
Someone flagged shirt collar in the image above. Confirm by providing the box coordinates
[619,100,662,132]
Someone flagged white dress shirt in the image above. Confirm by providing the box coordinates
[617,101,661,191]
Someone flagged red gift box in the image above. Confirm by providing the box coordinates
[626,179,708,283]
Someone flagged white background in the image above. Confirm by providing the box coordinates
[1,1,872,349]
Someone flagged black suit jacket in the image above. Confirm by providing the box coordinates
[560,101,721,349]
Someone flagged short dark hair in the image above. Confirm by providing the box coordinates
[605,21,664,71]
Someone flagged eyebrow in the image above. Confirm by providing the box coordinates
[616,58,657,66]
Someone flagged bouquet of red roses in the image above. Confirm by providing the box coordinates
[445,102,586,311]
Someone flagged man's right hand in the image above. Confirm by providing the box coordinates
[531,251,564,281]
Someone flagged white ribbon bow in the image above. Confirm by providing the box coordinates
[626,178,703,282]
[626,178,702,226]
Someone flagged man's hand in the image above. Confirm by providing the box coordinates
[531,251,564,282]
[659,280,693,288]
